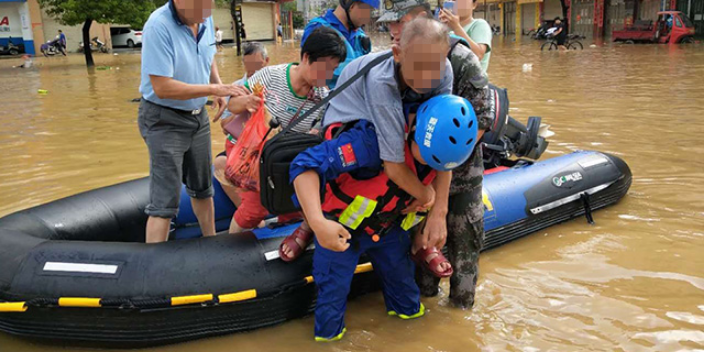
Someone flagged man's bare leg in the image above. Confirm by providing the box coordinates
[146,216,171,243]
[192,197,216,237]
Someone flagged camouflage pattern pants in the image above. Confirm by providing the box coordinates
[415,150,485,308]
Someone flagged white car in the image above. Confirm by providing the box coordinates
[110,27,142,48]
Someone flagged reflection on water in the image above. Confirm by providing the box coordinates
[0,38,703,351]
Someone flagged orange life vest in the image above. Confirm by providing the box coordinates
[321,126,436,239]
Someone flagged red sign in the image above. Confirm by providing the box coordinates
[0,17,9,26]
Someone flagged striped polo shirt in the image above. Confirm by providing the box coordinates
[245,63,327,133]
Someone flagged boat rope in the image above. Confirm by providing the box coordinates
[0,263,374,314]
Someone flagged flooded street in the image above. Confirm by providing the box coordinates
[1,37,703,351]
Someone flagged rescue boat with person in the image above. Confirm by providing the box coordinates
[0,86,632,347]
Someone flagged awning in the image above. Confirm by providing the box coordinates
[477,0,504,5]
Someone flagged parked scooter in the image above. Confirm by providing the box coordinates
[0,37,22,56]
[78,37,109,53]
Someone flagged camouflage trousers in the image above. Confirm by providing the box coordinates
[415,150,485,308]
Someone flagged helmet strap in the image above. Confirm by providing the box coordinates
[341,0,359,30]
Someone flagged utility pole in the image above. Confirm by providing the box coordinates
[303,0,310,23]
[231,0,243,56]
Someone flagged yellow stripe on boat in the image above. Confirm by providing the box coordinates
[218,289,257,304]
[171,294,213,306]
[304,263,374,285]
[0,302,27,312]
[58,297,101,308]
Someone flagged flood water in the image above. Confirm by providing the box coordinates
[1,36,703,351]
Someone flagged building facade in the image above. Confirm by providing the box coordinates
[453,0,701,40]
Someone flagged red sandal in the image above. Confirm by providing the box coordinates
[278,226,314,262]
[411,247,453,278]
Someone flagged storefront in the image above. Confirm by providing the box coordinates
[520,0,541,33]
[605,0,628,36]
[639,0,662,20]
[475,0,502,29]
[676,0,704,37]
[504,1,517,33]
[571,0,596,38]
[543,0,564,19]
[212,1,276,42]
[0,0,35,54]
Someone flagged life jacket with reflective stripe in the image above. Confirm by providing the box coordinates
[321,123,436,238]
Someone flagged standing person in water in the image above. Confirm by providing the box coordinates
[280,17,455,278]
[57,29,67,56]
[138,0,247,243]
[552,17,567,51]
[301,0,377,88]
[379,0,493,307]
[215,26,223,50]
[438,0,493,72]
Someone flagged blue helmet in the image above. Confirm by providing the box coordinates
[356,0,381,8]
[414,95,479,171]
[340,0,381,28]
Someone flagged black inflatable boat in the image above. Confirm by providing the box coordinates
[0,149,631,347]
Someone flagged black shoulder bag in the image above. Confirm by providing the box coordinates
[259,52,393,215]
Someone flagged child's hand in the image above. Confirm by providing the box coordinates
[310,218,351,252]
[439,9,462,32]
[403,185,436,214]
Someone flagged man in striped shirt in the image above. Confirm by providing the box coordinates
[226,27,347,235]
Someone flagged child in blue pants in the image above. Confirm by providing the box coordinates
[290,95,477,341]
[313,225,423,340]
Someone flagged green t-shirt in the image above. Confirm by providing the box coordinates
[462,18,493,73]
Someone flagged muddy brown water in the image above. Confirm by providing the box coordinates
[0,37,703,351]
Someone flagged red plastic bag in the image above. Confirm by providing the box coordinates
[225,96,271,192]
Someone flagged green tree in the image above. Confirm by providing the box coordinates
[37,0,157,67]
[282,1,305,29]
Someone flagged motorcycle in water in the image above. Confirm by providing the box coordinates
[532,20,557,40]
[0,37,22,56]
[78,37,109,53]
[40,38,66,56]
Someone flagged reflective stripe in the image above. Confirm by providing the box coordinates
[315,327,347,342]
[0,302,27,313]
[171,294,213,306]
[338,196,377,230]
[388,303,425,320]
[58,298,101,308]
[218,289,257,303]
[400,212,425,231]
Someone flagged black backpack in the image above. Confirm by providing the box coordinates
[259,52,393,215]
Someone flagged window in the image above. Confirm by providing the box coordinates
[675,17,682,27]
[680,15,694,27]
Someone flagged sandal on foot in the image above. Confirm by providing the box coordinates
[278,226,314,262]
[411,247,453,278]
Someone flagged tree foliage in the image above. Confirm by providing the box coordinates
[282,1,305,29]
[37,0,158,29]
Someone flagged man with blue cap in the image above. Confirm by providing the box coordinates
[301,0,378,88]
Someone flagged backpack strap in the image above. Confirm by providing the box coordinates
[270,51,394,142]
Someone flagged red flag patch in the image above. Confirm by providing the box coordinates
[339,143,357,167]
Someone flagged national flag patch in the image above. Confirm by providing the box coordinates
[338,143,357,167]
